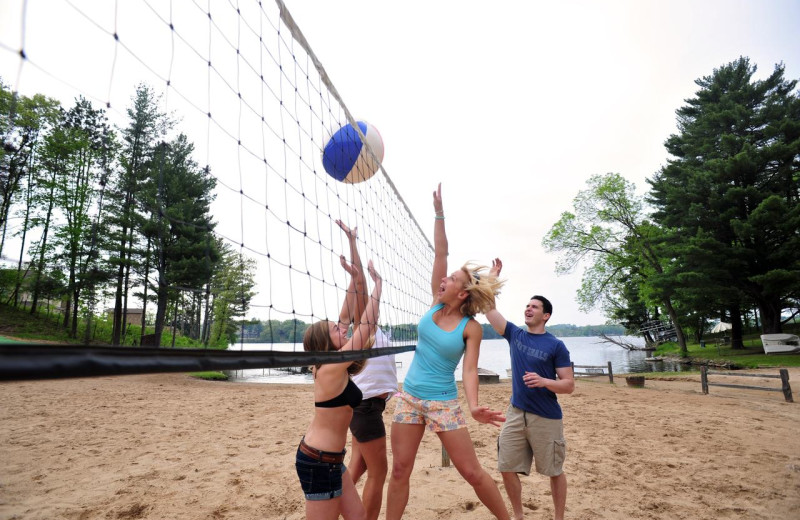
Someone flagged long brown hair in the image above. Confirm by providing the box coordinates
[302,320,373,375]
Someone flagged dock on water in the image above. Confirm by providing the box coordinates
[477,368,500,384]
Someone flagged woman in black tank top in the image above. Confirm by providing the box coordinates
[295,221,383,520]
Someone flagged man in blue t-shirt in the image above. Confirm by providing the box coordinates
[485,259,574,520]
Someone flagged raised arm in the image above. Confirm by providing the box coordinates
[431,183,448,302]
[336,220,368,330]
[345,260,382,351]
[485,258,508,335]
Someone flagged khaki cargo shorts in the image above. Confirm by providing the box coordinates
[497,404,566,477]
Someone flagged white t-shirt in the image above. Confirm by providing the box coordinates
[351,328,398,400]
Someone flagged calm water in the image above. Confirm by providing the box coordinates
[225,336,688,384]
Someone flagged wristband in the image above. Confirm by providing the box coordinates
[435,215,445,220]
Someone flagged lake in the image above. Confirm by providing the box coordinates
[225,336,689,384]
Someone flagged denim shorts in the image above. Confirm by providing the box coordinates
[295,446,347,500]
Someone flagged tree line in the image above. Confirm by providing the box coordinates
[0,82,255,348]
[543,57,800,354]
[235,319,626,344]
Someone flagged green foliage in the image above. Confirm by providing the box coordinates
[0,80,61,242]
[649,57,800,334]
[209,239,256,345]
[655,335,800,369]
[142,134,219,342]
[545,57,799,353]
[189,371,229,381]
[543,172,689,352]
[0,302,76,343]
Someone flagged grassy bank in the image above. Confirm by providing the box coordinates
[648,328,800,375]
[0,302,230,381]
[0,302,222,348]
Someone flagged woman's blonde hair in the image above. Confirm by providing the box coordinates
[302,320,374,375]
[458,262,505,316]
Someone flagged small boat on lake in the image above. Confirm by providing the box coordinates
[761,334,800,354]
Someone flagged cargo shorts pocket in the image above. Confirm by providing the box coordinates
[551,439,566,474]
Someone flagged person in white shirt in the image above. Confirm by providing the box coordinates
[348,327,398,520]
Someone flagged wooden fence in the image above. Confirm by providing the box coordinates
[571,361,614,383]
[700,367,793,402]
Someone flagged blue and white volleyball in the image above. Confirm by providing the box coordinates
[321,121,384,184]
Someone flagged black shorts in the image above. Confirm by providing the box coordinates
[349,396,387,443]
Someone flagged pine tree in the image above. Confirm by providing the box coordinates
[142,135,219,345]
[649,57,800,341]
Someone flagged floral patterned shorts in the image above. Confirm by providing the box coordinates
[392,391,467,432]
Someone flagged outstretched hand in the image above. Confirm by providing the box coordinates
[367,260,381,284]
[470,405,506,427]
[340,255,360,277]
[335,219,357,242]
[433,183,444,215]
[490,258,503,277]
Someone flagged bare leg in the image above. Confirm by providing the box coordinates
[501,471,523,520]
[385,422,425,520]
[339,468,367,520]
[305,496,343,520]
[438,428,510,520]
[349,438,367,484]
[355,436,388,520]
[550,473,567,520]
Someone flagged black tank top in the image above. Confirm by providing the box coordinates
[315,378,363,408]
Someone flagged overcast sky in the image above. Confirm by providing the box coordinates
[284,0,800,326]
[2,0,799,327]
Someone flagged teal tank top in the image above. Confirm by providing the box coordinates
[403,304,471,400]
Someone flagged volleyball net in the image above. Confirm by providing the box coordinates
[0,0,431,378]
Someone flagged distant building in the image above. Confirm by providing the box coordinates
[105,308,146,325]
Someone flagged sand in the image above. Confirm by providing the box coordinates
[1,369,799,520]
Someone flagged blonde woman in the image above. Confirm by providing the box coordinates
[296,253,382,520]
[385,184,510,520]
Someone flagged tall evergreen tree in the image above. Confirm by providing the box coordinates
[108,84,171,344]
[649,57,800,342]
[142,135,219,345]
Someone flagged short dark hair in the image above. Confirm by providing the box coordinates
[530,295,553,316]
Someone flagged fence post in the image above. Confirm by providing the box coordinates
[441,445,450,467]
[780,369,793,403]
[701,366,708,394]
[607,361,614,384]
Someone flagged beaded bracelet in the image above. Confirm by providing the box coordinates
[435,215,445,220]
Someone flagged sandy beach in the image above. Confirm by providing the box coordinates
[1,369,798,520]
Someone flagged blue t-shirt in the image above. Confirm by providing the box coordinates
[403,304,471,400]
[503,321,571,419]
